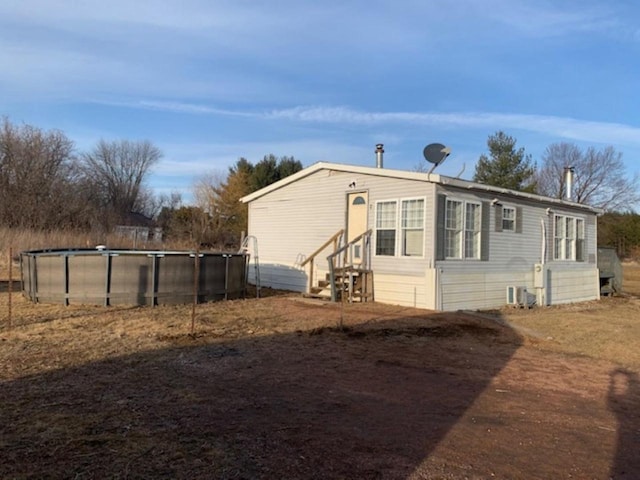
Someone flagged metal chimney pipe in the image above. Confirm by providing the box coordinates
[564,166,574,201]
[375,144,384,168]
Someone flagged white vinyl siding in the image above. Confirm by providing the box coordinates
[375,201,397,256]
[401,198,425,256]
[244,163,599,310]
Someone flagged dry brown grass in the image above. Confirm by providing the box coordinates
[623,261,640,297]
[0,227,199,275]
[1,265,640,478]
[1,261,639,369]
[495,263,640,370]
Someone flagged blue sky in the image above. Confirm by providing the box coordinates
[2,0,640,203]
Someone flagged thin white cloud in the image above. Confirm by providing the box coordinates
[115,99,640,148]
[264,106,640,147]
[478,0,613,36]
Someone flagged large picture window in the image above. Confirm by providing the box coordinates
[554,215,585,260]
[445,199,481,259]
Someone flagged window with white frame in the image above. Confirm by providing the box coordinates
[375,201,397,256]
[401,198,424,256]
[375,198,426,257]
[445,199,463,258]
[502,206,516,232]
[554,214,585,260]
[465,202,481,258]
[445,199,481,259]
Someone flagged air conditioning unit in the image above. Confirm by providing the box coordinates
[506,286,528,306]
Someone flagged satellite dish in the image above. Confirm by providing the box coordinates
[423,143,451,174]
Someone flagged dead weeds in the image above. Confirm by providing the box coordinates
[0,265,639,478]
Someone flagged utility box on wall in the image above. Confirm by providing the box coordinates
[533,263,548,306]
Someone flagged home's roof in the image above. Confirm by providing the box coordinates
[240,161,602,214]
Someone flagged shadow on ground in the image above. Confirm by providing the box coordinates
[3,302,640,479]
[1,311,522,479]
[608,368,640,479]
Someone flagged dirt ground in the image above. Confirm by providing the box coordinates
[1,269,640,479]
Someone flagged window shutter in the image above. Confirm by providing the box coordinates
[481,201,490,261]
[547,213,554,263]
[515,206,523,234]
[585,215,596,263]
[576,239,585,262]
[495,206,503,232]
[436,194,446,261]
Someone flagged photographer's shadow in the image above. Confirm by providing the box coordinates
[608,368,640,479]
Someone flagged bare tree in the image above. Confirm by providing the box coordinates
[0,117,80,229]
[192,170,242,247]
[80,139,161,228]
[536,143,640,212]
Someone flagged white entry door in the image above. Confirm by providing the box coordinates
[347,192,368,264]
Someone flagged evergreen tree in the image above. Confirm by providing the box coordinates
[473,131,536,192]
[250,155,279,191]
[276,156,303,180]
[192,155,303,248]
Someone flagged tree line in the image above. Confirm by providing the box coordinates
[0,118,161,232]
[2,116,638,256]
[0,117,303,249]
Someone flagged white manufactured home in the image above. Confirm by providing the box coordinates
[240,161,601,311]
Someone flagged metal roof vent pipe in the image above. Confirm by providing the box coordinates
[564,166,575,201]
[375,143,384,168]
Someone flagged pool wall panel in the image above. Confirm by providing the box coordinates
[20,249,248,306]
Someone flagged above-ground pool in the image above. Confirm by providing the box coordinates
[20,248,248,306]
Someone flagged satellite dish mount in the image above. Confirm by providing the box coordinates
[423,143,451,175]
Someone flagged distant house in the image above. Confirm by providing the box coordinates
[240,161,601,311]
[115,212,162,244]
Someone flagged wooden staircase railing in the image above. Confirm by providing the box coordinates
[300,229,344,295]
[327,229,373,302]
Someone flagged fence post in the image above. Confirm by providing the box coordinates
[8,247,13,328]
[191,248,200,335]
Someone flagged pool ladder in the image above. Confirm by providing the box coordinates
[239,235,261,297]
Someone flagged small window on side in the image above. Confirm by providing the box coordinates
[502,206,516,232]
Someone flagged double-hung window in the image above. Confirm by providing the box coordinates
[375,198,425,257]
[465,203,481,258]
[445,200,463,258]
[502,206,516,232]
[401,199,424,256]
[375,201,397,256]
[445,199,481,259]
[554,214,585,260]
